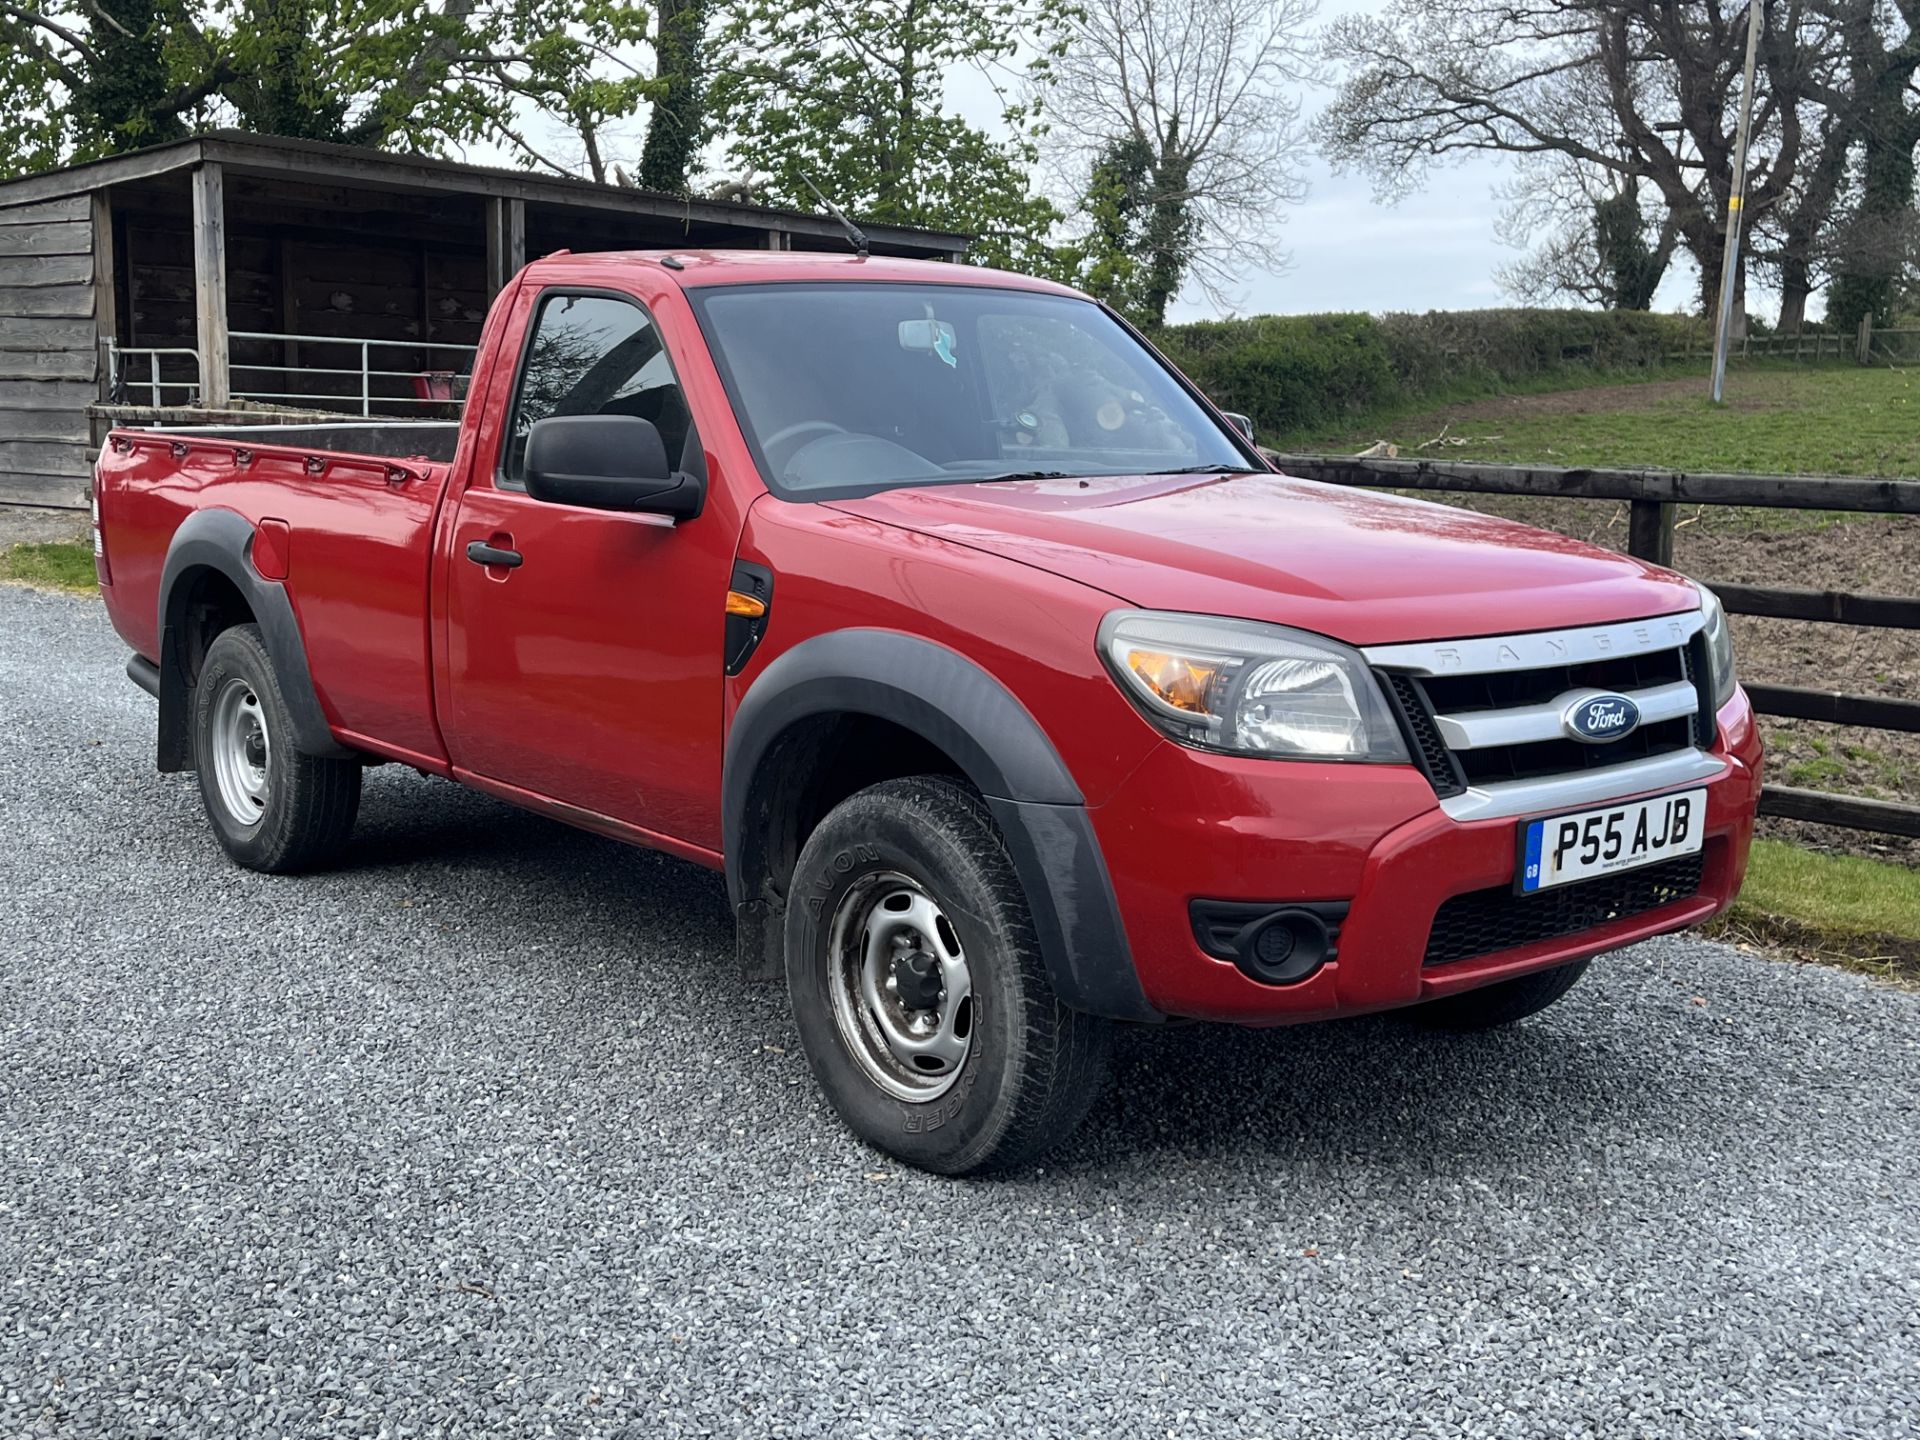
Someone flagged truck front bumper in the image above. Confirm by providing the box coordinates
[1089,692,1763,1025]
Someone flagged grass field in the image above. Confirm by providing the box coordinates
[0,541,97,592]
[1291,362,1920,478]
[1719,839,1920,980]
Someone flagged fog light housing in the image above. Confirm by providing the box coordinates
[1190,899,1349,986]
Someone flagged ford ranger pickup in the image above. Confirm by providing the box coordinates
[93,251,1762,1174]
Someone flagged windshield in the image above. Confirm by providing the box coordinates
[688,282,1251,497]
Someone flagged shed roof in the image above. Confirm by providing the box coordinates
[0,130,971,256]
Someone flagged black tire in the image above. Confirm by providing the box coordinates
[190,624,361,874]
[785,776,1112,1175]
[1409,959,1592,1031]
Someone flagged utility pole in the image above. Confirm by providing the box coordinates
[1710,0,1764,403]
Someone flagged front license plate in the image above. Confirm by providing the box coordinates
[1518,789,1706,893]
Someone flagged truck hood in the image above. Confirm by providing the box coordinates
[827,471,1700,646]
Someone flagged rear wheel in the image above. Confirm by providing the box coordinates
[785,777,1111,1175]
[191,624,361,873]
[1410,959,1591,1031]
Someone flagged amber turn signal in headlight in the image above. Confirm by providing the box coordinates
[1118,649,1222,714]
[1098,610,1410,763]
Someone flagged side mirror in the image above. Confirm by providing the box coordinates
[1222,411,1255,442]
[524,414,705,520]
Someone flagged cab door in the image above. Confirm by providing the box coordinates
[438,283,741,856]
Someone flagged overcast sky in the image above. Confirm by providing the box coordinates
[1162,150,1531,322]
[1155,120,1706,323]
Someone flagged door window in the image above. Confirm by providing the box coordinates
[501,293,693,487]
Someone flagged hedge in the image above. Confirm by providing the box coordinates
[1153,308,1706,443]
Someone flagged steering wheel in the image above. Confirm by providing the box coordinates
[763,420,848,470]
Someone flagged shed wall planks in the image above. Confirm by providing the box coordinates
[0,197,89,227]
[0,473,89,508]
[0,378,97,411]
[0,409,90,443]
[0,253,93,288]
[0,285,93,318]
[0,440,92,476]
[0,196,99,508]
[0,316,94,351]
[0,222,91,258]
[0,348,95,381]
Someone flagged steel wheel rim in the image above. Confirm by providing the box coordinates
[209,676,270,826]
[826,870,975,1102]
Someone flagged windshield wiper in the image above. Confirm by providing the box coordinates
[965,469,1083,484]
[1151,464,1261,475]
[908,464,1253,487]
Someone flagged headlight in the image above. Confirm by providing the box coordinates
[1098,610,1410,762]
[1696,584,1737,709]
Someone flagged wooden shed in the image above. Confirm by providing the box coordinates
[0,131,969,510]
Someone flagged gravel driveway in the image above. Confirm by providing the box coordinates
[2,583,1916,1439]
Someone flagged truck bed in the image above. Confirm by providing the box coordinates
[96,426,455,767]
[157,420,462,464]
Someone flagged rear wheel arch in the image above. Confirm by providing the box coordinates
[724,630,1159,1022]
[156,508,351,771]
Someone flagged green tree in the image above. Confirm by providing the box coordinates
[1826,10,1920,333]
[0,0,658,179]
[226,0,351,142]
[706,0,1068,266]
[337,0,655,181]
[1592,191,1657,311]
[637,0,705,192]
[1072,135,1153,311]
[75,0,195,150]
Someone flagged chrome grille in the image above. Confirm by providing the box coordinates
[1363,611,1725,823]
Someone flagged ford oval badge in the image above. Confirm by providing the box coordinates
[1563,692,1641,744]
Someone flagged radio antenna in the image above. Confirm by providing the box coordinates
[800,174,870,258]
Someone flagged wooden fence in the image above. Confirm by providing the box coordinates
[1272,454,1920,839]
[1664,316,1920,366]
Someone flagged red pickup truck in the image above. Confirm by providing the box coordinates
[95,251,1761,1173]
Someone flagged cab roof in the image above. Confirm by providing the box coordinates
[523,249,1086,299]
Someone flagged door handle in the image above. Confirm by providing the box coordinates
[466,539,523,569]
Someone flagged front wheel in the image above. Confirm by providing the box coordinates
[191,624,361,873]
[1409,959,1592,1031]
[784,777,1111,1175]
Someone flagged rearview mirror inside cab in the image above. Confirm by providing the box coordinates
[898,318,958,363]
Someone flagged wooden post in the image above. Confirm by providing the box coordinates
[417,239,433,401]
[1856,313,1873,365]
[89,190,117,402]
[191,162,229,408]
[277,236,299,400]
[485,197,525,297]
[1627,499,1675,567]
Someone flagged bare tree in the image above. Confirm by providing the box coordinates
[1039,0,1320,324]
[1319,0,1872,325]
